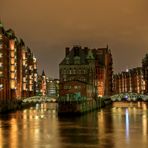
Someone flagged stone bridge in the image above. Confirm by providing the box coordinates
[22,96,57,103]
[111,92,148,102]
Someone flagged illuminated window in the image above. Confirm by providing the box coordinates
[0,84,3,89]
[11,59,15,64]
[10,52,14,57]
[33,57,36,62]
[23,84,26,90]
[23,60,26,66]
[10,40,14,50]
[23,77,26,82]
[14,55,17,59]
[10,80,15,89]
[34,78,37,82]
[22,52,26,59]
[0,53,2,58]
[74,86,78,89]
[11,73,15,79]
[29,80,32,84]
[0,71,3,76]
[29,85,33,91]
[10,65,15,71]
[0,62,2,67]
[34,73,37,77]
[34,64,37,69]
[29,66,33,70]
[29,75,32,79]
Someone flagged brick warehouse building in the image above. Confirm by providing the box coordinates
[59,45,113,100]
[0,22,37,102]
[142,54,148,94]
[113,67,145,94]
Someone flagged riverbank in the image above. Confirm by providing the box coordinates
[112,101,148,108]
[58,98,112,115]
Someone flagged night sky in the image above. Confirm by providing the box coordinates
[0,0,148,78]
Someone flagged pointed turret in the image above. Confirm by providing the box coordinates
[86,49,95,60]
[20,38,25,47]
[42,70,45,77]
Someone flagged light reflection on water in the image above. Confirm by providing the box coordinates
[0,102,148,148]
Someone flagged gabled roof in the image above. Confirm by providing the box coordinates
[6,29,16,39]
[59,45,112,67]
[60,46,91,65]
[86,49,95,60]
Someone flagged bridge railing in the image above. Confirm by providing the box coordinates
[111,93,148,102]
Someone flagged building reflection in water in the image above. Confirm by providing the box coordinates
[0,103,148,147]
[125,108,129,143]
[142,102,148,144]
[0,103,60,148]
[98,108,114,148]
[58,111,99,147]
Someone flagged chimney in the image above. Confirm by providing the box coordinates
[65,47,70,56]
[74,46,80,56]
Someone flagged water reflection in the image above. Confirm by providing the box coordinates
[58,112,99,148]
[98,108,114,148]
[0,103,60,148]
[125,108,129,141]
[0,103,148,147]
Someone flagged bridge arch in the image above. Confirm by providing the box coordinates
[111,93,148,102]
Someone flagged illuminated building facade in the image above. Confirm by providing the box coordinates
[142,54,148,94]
[47,79,59,97]
[95,46,113,97]
[0,22,38,101]
[113,67,145,94]
[59,45,113,99]
[37,70,48,96]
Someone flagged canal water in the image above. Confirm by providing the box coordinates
[0,102,148,148]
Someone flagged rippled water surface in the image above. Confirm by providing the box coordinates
[0,103,148,148]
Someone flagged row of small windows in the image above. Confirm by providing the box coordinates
[62,69,87,74]
[64,85,81,90]
[63,76,86,82]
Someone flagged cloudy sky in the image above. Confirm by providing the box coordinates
[0,0,148,78]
